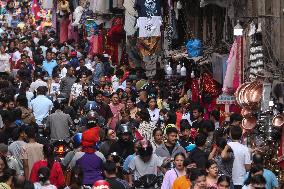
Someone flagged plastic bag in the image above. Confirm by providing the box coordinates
[186,39,203,58]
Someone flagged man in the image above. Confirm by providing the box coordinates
[136,90,148,110]
[59,65,76,98]
[42,51,57,77]
[210,110,220,129]
[30,86,53,125]
[191,106,204,130]
[128,140,163,186]
[29,71,48,93]
[104,161,130,189]
[8,126,27,175]
[155,127,186,158]
[230,113,243,126]
[45,101,73,141]
[109,93,125,130]
[0,143,22,176]
[179,119,194,149]
[222,125,251,189]
[20,126,44,179]
[188,134,208,169]
[250,153,278,189]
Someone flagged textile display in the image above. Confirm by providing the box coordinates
[135,0,162,17]
[60,17,70,43]
[136,36,161,57]
[186,39,203,58]
[136,16,162,38]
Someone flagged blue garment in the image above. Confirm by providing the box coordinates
[123,154,135,172]
[68,58,79,69]
[245,169,278,189]
[93,63,104,84]
[42,60,57,76]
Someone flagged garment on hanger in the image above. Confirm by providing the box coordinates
[42,0,53,9]
[136,36,161,57]
[94,0,110,14]
[124,11,137,36]
[135,0,161,17]
[136,16,162,38]
[124,0,138,16]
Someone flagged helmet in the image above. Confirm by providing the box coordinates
[73,133,82,147]
[86,110,99,128]
[93,180,110,189]
[117,123,132,135]
[137,139,153,157]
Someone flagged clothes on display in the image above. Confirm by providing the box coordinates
[42,0,54,9]
[135,0,162,17]
[124,11,137,36]
[136,16,162,38]
[136,36,161,57]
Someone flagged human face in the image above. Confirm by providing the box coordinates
[99,77,106,86]
[107,129,116,140]
[217,181,230,189]
[8,101,15,110]
[167,132,177,145]
[104,85,110,92]
[95,94,103,103]
[127,100,134,109]
[250,184,266,189]
[112,94,119,105]
[139,91,146,101]
[135,114,141,123]
[0,158,5,174]
[46,52,52,61]
[122,133,130,141]
[195,175,206,189]
[192,109,201,120]
[206,163,218,178]
[174,155,185,171]
[154,130,163,144]
[148,98,156,110]
[80,74,87,83]
[182,129,190,138]
[68,68,75,76]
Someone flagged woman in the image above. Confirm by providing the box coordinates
[33,167,56,189]
[136,110,156,142]
[16,94,36,125]
[65,166,84,189]
[243,165,264,189]
[69,72,87,105]
[217,175,230,189]
[0,168,16,189]
[29,144,65,188]
[205,160,218,189]
[0,155,8,182]
[242,174,266,189]
[0,46,11,74]
[15,81,34,107]
[126,97,139,119]
[99,129,117,157]
[147,97,160,125]
[151,128,163,152]
[161,153,186,189]
[109,92,125,130]
[189,168,207,189]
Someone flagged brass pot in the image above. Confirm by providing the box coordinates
[272,114,284,128]
[241,107,253,117]
[242,116,257,130]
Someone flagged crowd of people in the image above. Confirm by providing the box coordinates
[0,3,280,189]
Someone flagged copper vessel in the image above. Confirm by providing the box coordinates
[241,107,253,117]
[272,114,284,128]
[242,116,257,130]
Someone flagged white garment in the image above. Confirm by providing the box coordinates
[123,0,137,16]
[136,16,162,38]
[182,113,192,126]
[228,142,251,185]
[50,82,61,95]
[42,0,54,9]
[15,91,34,108]
[30,79,48,93]
[30,95,53,125]
[124,11,137,36]
[92,0,109,14]
[70,83,83,99]
[34,182,57,189]
[12,50,22,62]
[148,108,160,125]
[111,75,120,92]
[23,47,33,58]
[0,53,11,72]
[60,67,67,78]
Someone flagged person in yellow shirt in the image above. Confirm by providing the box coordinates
[172,158,197,189]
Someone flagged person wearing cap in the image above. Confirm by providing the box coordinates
[42,51,57,77]
[68,50,79,69]
[70,126,105,186]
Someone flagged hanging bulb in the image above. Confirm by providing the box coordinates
[167,62,172,76]
[176,61,181,74]
[191,71,195,78]
[181,64,186,76]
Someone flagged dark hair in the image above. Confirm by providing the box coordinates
[36,86,48,95]
[244,165,264,185]
[23,180,35,189]
[216,137,227,150]
[14,176,26,189]
[184,157,196,167]
[195,134,207,147]
[217,175,231,185]
[230,113,242,124]
[230,125,243,140]
[189,168,206,182]
[252,153,264,166]
[152,127,163,136]
[136,109,150,122]
[103,161,117,175]
[16,94,29,108]
[11,125,27,141]
[250,174,266,186]
[53,100,64,110]
[180,119,191,133]
[70,166,84,187]
[43,144,55,169]
[0,154,8,173]
[166,127,178,135]
[192,106,204,115]
[210,110,220,121]
[12,108,22,120]
[37,167,50,183]
[25,126,36,139]
[205,160,217,169]
[166,111,177,125]
[18,81,30,95]
[200,121,215,133]
[0,168,16,183]
[174,152,186,161]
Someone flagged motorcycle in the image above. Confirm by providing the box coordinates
[53,140,73,162]
[134,174,163,189]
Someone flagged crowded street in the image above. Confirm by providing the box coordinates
[0,0,283,189]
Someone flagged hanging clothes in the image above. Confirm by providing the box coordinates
[135,0,162,17]
[60,17,70,43]
[42,0,54,9]
[136,36,161,57]
[136,16,162,38]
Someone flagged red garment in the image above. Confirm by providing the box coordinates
[81,127,100,153]
[29,160,65,188]
[60,17,70,43]
[176,112,182,130]
[191,79,199,103]
[14,59,35,69]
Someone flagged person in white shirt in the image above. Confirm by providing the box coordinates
[30,86,53,125]
[0,46,11,73]
[222,125,251,189]
[30,71,48,93]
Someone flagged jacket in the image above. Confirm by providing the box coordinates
[155,143,186,158]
